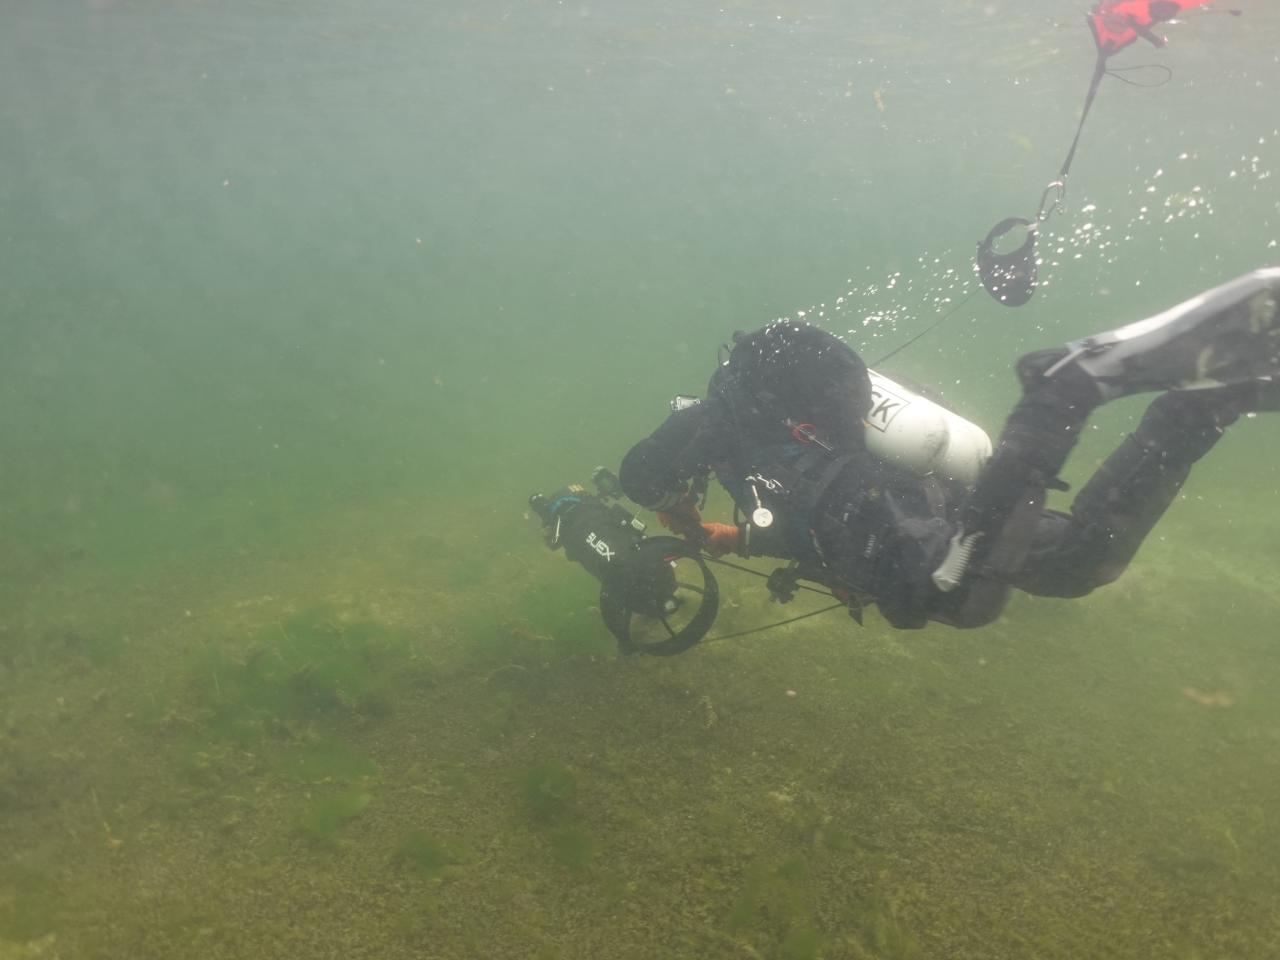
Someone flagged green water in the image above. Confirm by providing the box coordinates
[3,1,1279,957]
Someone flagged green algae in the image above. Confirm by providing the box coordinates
[521,761,578,824]
[460,578,614,673]
[163,607,417,796]
[0,625,121,675]
[185,607,412,735]
[850,880,920,960]
[395,831,458,877]
[298,789,373,846]
[514,580,615,660]
[0,867,60,942]
[548,827,594,871]
[281,738,377,783]
[780,924,823,960]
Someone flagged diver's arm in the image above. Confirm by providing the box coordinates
[618,405,723,510]
[619,406,746,556]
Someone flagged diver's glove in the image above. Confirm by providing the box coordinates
[656,491,704,539]
[698,523,742,557]
[656,496,742,557]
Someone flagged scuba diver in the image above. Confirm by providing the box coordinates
[615,268,1280,630]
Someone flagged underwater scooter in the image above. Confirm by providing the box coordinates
[528,468,719,657]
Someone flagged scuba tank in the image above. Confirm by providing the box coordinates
[864,370,992,488]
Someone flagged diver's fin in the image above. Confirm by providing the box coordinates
[1209,374,1280,414]
[1036,268,1280,401]
[1254,375,1280,412]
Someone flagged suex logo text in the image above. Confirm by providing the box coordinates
[587,532,615,561]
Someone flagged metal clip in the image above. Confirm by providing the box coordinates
[744,474,783,529]
[1035,179,1066,223]
[670,394,702,413]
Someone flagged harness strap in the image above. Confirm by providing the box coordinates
[739,449,854,564]
[920,476,950,521]
[788,452,855,536]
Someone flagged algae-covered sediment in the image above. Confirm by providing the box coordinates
[3,498,1279,960]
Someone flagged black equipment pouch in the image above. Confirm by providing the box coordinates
[811,451,900,597]
[734,448,854,564]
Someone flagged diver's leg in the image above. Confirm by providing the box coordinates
[965,377,1278,609]
[926,351,1102,626]
[933,268,1280,611]
[934,379,1275,623]
[932,351,1103,596]
[1008,386,1252,597]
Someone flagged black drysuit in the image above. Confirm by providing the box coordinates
[619,323,1239,629]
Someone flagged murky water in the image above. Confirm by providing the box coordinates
[3,2,1279,957]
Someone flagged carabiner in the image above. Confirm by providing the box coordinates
[1035,179,1067,223]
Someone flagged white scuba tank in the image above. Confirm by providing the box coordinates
[864,370,993,488]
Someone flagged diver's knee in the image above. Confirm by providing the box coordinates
[1031,561,1126,599]
[1137,390,1237,462]
[1087,560,1128,591]
[935,580,1010,629]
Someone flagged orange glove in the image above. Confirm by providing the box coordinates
[656,494,703,539]
[699,522,741,557]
